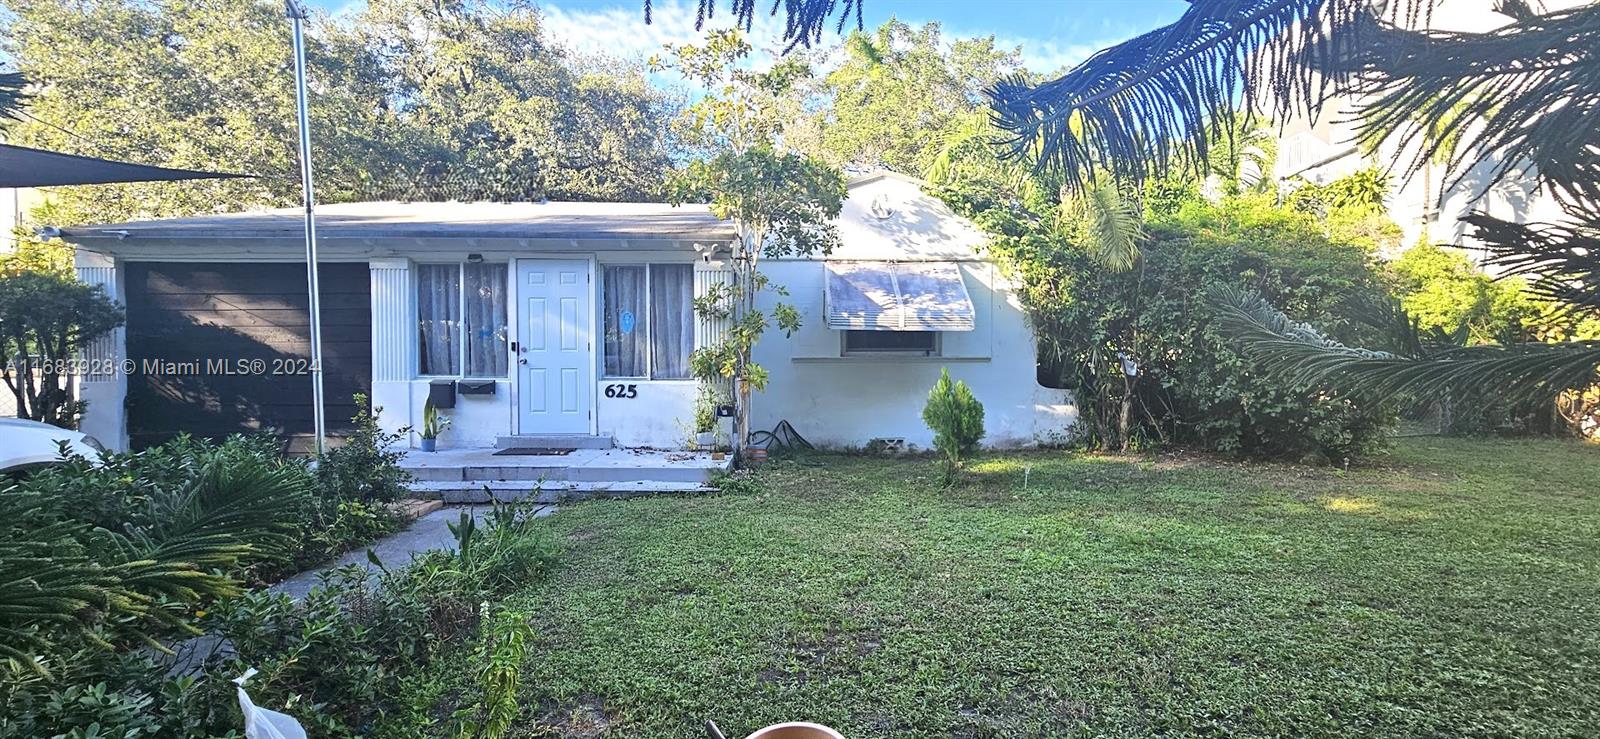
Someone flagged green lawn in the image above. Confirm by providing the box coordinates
[499,438,1600,737]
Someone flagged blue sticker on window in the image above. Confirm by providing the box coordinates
[619,310,636,335]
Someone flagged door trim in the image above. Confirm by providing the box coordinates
[511,256,597,436]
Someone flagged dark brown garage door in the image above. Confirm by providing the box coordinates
[124,262,372,450]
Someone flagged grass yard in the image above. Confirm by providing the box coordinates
[498,438,1600,737]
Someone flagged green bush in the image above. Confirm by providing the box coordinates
[205,500,558,737]
[1,416,420,737]
[942,188,1394,461]
[316,394,414,504]
[923,368,985,479]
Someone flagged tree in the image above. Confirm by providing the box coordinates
[812,20,1022,173]
[2,0,684,227]
[976,0,1600,410]
[657,31,846,451]
[353,0,680,202]
[922,368,984,482]
[0,272,125,427]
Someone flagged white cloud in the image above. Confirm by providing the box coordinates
[1001,35,1110,75]
[534,1,1131,83]
[539,0,786,67]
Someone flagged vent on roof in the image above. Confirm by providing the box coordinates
[868,194,895,220]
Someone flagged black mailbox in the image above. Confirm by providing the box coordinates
[458,380,497,396]
[428,380,456,409]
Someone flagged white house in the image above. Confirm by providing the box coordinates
[58,174,1074,454]
[1272,0,1590,258]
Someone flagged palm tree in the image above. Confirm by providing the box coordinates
[979,0,1600,407]
[642,0,1600,405]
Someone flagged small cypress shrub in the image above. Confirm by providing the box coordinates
[922,368,985,482]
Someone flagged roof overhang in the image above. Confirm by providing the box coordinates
[52,201,737,259]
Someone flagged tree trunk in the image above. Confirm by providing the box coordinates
[1118,373,1133,452]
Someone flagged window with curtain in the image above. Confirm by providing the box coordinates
[417,262,508,377]
[417,264,460,375]
[603,265,647,377]
[603,263,693,379]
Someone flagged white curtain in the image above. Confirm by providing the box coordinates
[463,262,508,377]
[603,266,647,377]
[650,264,693,379]
[417,264,459,375]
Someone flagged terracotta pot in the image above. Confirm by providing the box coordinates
[743,723,844,739]
[744,447,769,464]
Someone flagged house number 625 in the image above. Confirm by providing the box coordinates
[604,383,639,399]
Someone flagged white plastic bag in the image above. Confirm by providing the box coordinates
[233,669,308,739]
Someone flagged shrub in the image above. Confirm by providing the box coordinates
[205,499,559,737]
[923,368,985,480]
[0,413,419,735]
[942,188,1394,461]
[316,394,413,504]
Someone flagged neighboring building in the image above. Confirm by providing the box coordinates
[1272,0,1587,257]
[56,174,1074,453]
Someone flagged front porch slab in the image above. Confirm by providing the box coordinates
[399,447,732,502]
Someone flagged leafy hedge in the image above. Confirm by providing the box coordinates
[941,188,1395,461]
[0,398,464,737]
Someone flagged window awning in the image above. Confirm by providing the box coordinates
[824,261,976,331]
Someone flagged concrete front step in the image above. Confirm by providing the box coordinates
[401,447,732,485]
[405,463,716,484]
[413,479,714,504]
[494,434,615,450]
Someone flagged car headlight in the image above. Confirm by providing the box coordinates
[80,435,106,453]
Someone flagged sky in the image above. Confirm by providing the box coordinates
[312,0,1190,75]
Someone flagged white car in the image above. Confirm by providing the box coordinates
[0,417,105,473]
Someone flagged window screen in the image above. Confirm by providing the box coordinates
[843,330,937,355]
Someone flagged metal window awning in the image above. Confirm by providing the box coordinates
[824,261,976,331]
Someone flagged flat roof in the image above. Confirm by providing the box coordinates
[57,201,735,243]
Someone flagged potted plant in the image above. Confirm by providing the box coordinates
[420,398,451,452]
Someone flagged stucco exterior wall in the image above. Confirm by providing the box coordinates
[747,175,1076,450]
[752,259,1068,450]
[1272,0,1591,264]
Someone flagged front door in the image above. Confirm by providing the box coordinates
[515,259,592,434]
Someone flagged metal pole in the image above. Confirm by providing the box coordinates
[287,0,327,456]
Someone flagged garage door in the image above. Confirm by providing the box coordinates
[124,262,372,450]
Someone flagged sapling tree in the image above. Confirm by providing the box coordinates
[659,31,846,451]
[922,368,985,483]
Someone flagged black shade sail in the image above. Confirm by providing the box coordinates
[0,143,248,188]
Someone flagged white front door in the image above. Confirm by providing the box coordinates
[515,259,592,434]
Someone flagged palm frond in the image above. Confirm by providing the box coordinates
[986,0,1411,190]
[922,110,996,185]
[642,0,865,50]
[1337,3,1600,204]
[1065,181,1145,272]
[1212,285,1600,407]
[1462,208,1600,315]
[0,72,26,127]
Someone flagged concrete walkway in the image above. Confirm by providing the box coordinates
[269,503,555,599]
